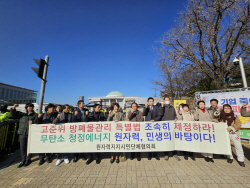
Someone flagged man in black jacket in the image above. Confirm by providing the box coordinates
[87,104,106,164]
[143,97,162,160]
[53,104,72,166]
[35,103,57,165]
[10,103,38,168]
[160,97,180,161]
[71,100,89,163]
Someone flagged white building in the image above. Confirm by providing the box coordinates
[88,91,163,109]
[0,82,37,104]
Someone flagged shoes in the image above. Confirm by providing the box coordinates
[227,159,233,164]
[86,158,93,165]
[17,162,25,168]
[24,160,31,167]
[116,159,120,163]
[96,159,100,164]
[164,155,169,161]
[73,157,78,163]
[184,155,188,160]
[46,158,51,163]
[110,159,115,164]
[56,159,62,166]
[173,155,181,161]
[148,156,152,160]
[39,160,44,166]
[205,157,209,162]
[209,158,214,163]
[155,156,160,160]
[130,157,134,160]
[82,156,87,160]
[137,157,141,161]
[64,158,69,164]
[239,162,245,167]
[190,156,196,161]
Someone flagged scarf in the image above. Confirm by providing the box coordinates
[113,110,118,118]
[201,109,205,113]
[221,110,235,126]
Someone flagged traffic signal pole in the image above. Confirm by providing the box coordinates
[38,55,49,114]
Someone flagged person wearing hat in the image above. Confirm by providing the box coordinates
[10,103,38,168]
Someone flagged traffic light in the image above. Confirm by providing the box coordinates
[32,59,46,79]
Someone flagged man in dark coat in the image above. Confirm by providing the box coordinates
[87,104,106,164]
[143,97,162,160]
[71,100,89,163]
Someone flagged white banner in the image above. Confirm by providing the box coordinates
[27,121,231,155]
[200,91,250,128]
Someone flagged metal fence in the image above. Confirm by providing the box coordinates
[0,120,20,160]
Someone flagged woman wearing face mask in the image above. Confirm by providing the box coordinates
[107,102,124,163]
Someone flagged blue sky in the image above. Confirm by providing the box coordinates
[0,0,187,105]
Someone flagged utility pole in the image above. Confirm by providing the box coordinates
[32,55,49,114]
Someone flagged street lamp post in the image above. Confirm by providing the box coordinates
[233,57,248,91]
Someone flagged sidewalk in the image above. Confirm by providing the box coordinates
[0,143,250,188]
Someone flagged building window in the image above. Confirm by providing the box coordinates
[20,92,23,99]
[5,89,9,100]
[10,90,13,100]
[13,90,17,100]
[17,91,20,99]
[1,88,5,99]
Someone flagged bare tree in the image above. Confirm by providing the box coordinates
[155,0,250,92]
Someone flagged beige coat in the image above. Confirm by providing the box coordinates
[177,111,194,121]
[127,110,143,122]
[194,109,215,122]
[219,116,242,133]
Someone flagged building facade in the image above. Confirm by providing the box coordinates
[0,82,37,103]
[88,91,163,109]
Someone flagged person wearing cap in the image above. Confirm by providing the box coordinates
[10,103,38,168]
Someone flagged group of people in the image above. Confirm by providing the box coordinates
[1,96,249,168]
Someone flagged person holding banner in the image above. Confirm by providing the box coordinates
[177,104,196,161]
[241,104,250,117]
[207,99,221,120]
[216,104,245,167]
[71,100,89,163]
[160,97,180,161]
[35,103,58,165]
[10,103,38,168]
[53,104,72,166]
[194,101,218,163]
[143,97,161,160]
[127,102,144,161]
[88,104,106,164]
[107,102,124,163]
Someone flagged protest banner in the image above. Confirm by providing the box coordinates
[27,121,231,155]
